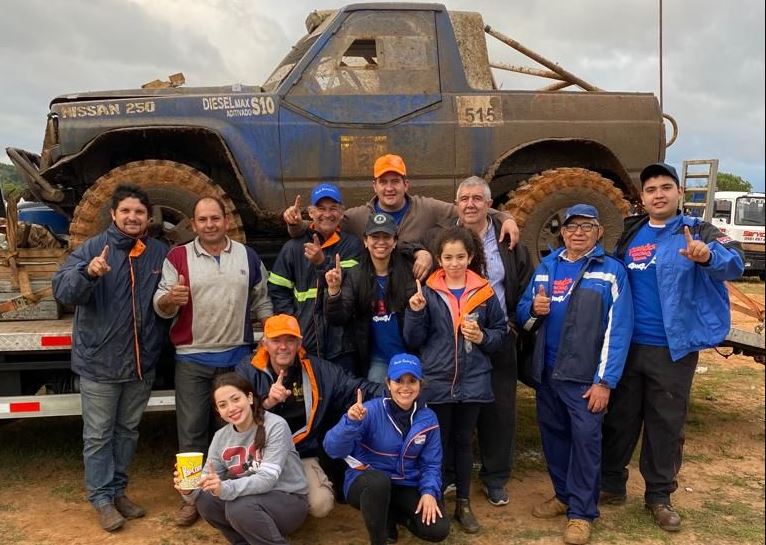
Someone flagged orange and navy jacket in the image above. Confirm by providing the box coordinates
[267,227,362,361]
[52,224,168,382]
[236,345,385,458]
[403,269,507,404]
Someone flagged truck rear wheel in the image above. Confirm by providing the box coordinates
[503,167,630,263]
[68,160,245,248]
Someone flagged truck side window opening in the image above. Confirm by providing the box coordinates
[292,11,439,96]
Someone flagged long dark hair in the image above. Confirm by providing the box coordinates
[434,226,486,277]
[356,246,413,315]
[212,373,266,452]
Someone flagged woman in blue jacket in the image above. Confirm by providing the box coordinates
[324,354,449,545]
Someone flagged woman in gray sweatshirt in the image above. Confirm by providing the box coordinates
[174,372,309,545]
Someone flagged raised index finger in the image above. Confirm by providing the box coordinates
[277,369,286,386]
[335,253,341,271]
[684,225,694,245]
[100,244,110,260]
[416,278,422,295]
[356,388,363,406]
[294,194,302,209]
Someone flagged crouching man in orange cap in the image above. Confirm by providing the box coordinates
[236,314,385,518]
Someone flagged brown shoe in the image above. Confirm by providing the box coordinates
[96,503,125,532]
[646,503,681,532]
[532,496,568,519]
[454,498,481,533]
[175,503,200,527]
[599,490,627,506]
[563,519,592,545]
[114,495,146,519]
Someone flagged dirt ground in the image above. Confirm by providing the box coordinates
[1,280,763,545]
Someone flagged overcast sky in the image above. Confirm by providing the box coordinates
[1,0,763,191]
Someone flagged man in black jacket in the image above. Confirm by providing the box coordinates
[425,176,532,506]
[52,185,168,532]
[236,314,384,518]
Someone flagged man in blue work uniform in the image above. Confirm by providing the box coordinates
[517,204,633,545]
[600,163,744,532]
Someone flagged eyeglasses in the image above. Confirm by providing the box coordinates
[563,222,598,233]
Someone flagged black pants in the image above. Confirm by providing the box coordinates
[477,333,518,489]
[347,470,450,545]
[430,402,482,499]
[601,344,698,504]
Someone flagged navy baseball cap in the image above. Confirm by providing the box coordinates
[640,162,679,186]
[387,353,423,380]
[563,204,599,225]
[364,212,397,236]
[310,183,343,206]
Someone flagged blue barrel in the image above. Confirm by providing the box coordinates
[17,203,70,236]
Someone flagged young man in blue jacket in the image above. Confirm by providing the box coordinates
[52,185,168,532]
[517,204,633,545]
[600,163,744,532]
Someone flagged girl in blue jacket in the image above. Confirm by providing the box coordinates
[403,226,507,534]
[324,354,449,545]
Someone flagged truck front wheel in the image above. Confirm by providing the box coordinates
[68,160,245,248]
[503,167,630,263]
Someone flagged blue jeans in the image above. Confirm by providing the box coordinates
[80,372,154,507]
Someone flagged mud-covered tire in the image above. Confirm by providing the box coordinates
[68,160,244,249]
[503,168,630,263]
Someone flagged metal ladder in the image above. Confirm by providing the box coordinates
[680,159,719,222]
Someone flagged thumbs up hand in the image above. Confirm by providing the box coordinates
[533,284,551,316]
[679,225,711,263]
[303,233,326,265]
[409,279,427,311]
[168,273,190,306]
[325,253,343,296]
[284,195,303,226]
[87,245,112,277]
[347,388,367,421]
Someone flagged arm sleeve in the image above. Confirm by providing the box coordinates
[268,246,298,315]
[403,305,430,349]
[696,222,745,281]
[595,265,634,387]
[287,219,309,238]
[477,295,507,354]
[152,257,180,319]
[218,418,293,500]
[322,412,367,460]
[325,268,356,326]
[416,424,444,499]
[51,240,99,306]
[251,262,274,322]
[516,265,546,331]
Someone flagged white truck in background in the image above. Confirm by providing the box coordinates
[711,191,765,280]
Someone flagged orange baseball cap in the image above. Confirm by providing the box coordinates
[263,314,302,339]
[373,154,407,179]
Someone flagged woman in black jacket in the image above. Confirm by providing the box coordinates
[325,212,417,381]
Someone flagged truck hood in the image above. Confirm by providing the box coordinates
[50,84,265,105]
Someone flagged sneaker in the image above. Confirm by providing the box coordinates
[114,495,146,519]
[175,503,200,527]
[646,503,681,532]
[443,482,456,496]
[482,485,509,507]
[386,520,399,544]
[531,496,567,519]
[95,503,125,532]
[599,490,627,506]
[563,518,592,545]
[454,498,480,534]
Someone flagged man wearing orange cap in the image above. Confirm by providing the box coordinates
[284,154,519,280]
[236,314,385,519]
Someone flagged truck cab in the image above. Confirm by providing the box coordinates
[712,191,765,278]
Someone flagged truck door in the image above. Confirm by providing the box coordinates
[279,9,455,205]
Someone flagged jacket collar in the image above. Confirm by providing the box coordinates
[107,223,147,252]
[251,345,308,376]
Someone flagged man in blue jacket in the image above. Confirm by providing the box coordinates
[517,204,633,545]
[600,163,744,532]
[52,185,168,532]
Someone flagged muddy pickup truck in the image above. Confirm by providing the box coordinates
[6,2,670,261]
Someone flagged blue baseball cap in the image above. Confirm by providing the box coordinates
[310,183,343,206]
[640,162,679,186]
[387,353,423,380]
[563,204,599,225]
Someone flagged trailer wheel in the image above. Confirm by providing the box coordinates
[502,167,630,264]
[68,160,245,248]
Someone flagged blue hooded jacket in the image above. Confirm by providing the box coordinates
[516,243,633,388]
[323,397,442,500]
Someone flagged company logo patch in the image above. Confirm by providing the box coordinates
[373,213,387,225]
[717,236,733,245]
[414,434,426,445]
